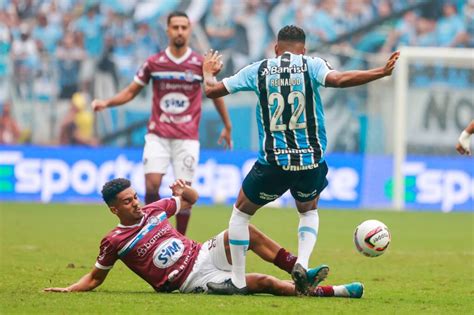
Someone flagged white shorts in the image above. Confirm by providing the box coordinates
[143,133,200,182]
[179,232,232,293]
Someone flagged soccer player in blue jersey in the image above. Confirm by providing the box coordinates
[202,25,400,295]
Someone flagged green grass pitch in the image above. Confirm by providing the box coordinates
[1,202,473,314]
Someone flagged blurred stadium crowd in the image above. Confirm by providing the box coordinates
[0,0,473,146]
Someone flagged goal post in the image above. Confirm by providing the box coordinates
[392,46,474,210]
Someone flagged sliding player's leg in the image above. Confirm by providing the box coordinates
[245,274,364,298]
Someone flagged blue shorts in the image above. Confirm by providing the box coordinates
[242,161,329,205]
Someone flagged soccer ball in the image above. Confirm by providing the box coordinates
[354,220,391,257]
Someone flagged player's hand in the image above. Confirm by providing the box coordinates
[217,126,233,150]
[203,49,223,76]
[383,51,400,76]
[169,179,187,197]
[456,141,471,155]
[457,130,472,155]
[91,99,108,112]
[44,287,71,293]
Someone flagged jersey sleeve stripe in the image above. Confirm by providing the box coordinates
[322,70,335,87]
[134,76,146,86]
[302,58,322,162]
[257,60,277,164]
[95,262,113,270]
[172,196,181,214]
[222,78,232,94]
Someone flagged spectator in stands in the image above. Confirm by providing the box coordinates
[74,4,105,93]
[0,101,21,144]
[59,92,98,146]
[38,0,63,28]
[10,23,39,99]
[340,0,364,33]
[304,0,340,46]
[382,11,418,52]
[0,12,11,99]
[269,0,296,36]
[414,17,437,47]
[354,0,395,53]
[234,0,270,67]
[112,34,136,82]
[460,0,474,47]
[32,12,62,54]
[95,36,118,100]
[437,2,466,47]
[134,22,160,64]
[204,0,237,51]
[56,32,86,99]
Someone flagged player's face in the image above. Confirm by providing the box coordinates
[111,187,143,224]
[167,16,191,48]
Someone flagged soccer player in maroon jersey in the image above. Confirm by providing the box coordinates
[91,11,233,236]
[44,178,364,298]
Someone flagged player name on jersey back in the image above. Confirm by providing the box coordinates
[223,52,333,169]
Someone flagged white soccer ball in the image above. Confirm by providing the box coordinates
[354,220,391,257]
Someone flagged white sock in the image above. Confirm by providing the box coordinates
[295,209,319,270]
[228,205,251,288]
[333,285,349,297]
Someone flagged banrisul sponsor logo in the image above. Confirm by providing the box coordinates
[260,64,307,76]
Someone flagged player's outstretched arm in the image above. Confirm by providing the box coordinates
[211,97,233,149]
[456,119,474,155]
[203,50,230,99]
[44,267,109,293]
[170,179,199,210]
[91,81,143,112]
[325,51,400,88]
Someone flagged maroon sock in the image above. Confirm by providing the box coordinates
[312,285,334,297]
[176,208,191,235]
[145,192,160,205]
[273,248,297,274]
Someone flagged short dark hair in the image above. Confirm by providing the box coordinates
[277,25,306,43]
[167,11,189,25]
[101,178,131,206]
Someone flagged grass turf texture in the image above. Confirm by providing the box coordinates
[0,203,472,314]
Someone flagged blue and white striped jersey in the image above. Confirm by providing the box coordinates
[222,52,333,168]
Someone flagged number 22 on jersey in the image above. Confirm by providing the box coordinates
[268,91,307,132]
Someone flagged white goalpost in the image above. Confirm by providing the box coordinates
[393,46,474,210]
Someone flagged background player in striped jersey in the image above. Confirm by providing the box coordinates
[44,178,364,298]
[202,25,399,295]
[91,12,233,236]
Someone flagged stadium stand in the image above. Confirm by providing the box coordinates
[0,0,472,148]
